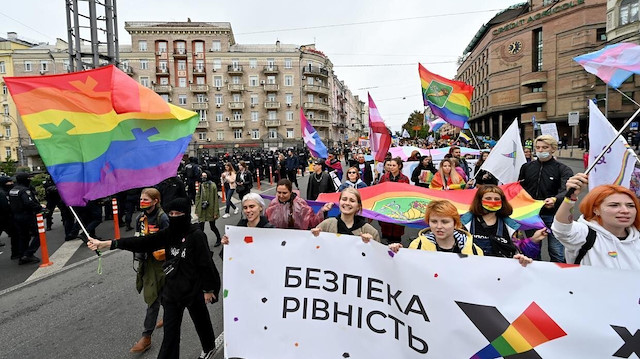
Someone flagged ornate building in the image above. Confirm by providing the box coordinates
[456,0,607,141]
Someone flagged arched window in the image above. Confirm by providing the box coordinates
[620,0,639,26]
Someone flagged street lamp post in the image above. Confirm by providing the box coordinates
[2,114,24,167]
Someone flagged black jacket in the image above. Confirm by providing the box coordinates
[411,163,437,188]
[237,215,273,228]
[518,158,573,215]
[307,171,334,200]
[235,170,253,195]
[355,161,375,186]
[112,224,221,305]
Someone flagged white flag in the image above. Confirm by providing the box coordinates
[588,101,636,190]
[478,119,525,184]
[402,129,411,138]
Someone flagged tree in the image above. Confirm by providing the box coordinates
[0,157,17,176]
[401,110,429,138]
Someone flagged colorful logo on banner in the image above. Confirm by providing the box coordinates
[457,301,567,358]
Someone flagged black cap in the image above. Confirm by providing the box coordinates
[165,198,191,215]
[313,159,324,165]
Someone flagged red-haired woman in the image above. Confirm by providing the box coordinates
[461,185,547,258]
[389,200,532,266]
[552,173,640,269]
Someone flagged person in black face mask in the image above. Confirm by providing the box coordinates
[0,176,17,251]
[88,198,221,359]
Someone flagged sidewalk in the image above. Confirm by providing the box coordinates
[555,146,587,160]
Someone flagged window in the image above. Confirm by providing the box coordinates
[284,75,293,86]
[140,77,150,87]
[252,129,260,139]
[178,60,186,71]
[233,111,242,120]
[211,41,221,52]
[194,42,204,54]
[267,93,276,102]
[251,111,259,121]
[532,86,543,93]
[2,85,7,95]
[157,42,167,53]
[232,94,241,103]
[178,95,187,105]
[286,111,293,121]
[159,61,168,71]
[198,132,207,141]
[307,94,314,102]
[195,60,204,71]
[268,111,277,120]
[140,59,148,70]
[307,111,314,119]
[175,42,186,54]
[24,61,32,72]
[216,129,224,140]
[249,58,257,68]
[596,28,607,42]
[269,129,278,139]
[5,126,11,138]
[178,78,187,88]
[214,76,223,87]
[216,112,224,122]
[287,128,294,138]
[266,58,275,69]
[234,129,242,139]
[622,91,635,105]
[5,147,10,160]
[196,94,207,103]
[160,94,169,102]
[3,104,8,116]
[620,0,639,26]
[249,76,259,87]
[286,93,293,105]
[0,61,5,73]
[532,29,543,72]
[250,94,259,105]
[267,75,276,84]
[307,76,314,85]
[232,76,241,84]
[198,110,208,122]
[231,59,240,69]
[284,58,292,69]
[63,59,70,71]
[213,59,221,70]
[215,94,223,105]
[160,77,169,85]
[196,77,205,85]
[138,40,147,51]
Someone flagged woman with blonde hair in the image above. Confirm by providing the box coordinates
[429,158,466,190]
[311,187,380,243]
[552,173,640,269]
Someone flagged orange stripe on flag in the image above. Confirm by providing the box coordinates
[512,313,550,347]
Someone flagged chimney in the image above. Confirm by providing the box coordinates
[276,40,281,52]
[7,32,17,40]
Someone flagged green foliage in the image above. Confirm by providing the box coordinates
[401,110,429,138]
[0,157,17,176]
[31,173,48,202]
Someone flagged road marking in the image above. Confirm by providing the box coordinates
[26,239,83,282]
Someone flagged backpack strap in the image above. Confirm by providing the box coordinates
[574,228,597,265]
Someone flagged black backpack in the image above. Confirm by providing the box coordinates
[573,228,597,265]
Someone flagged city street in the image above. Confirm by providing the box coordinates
[0,157,586,359]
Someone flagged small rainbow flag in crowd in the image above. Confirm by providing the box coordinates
[419,64,473,129]
[574,42,640,89]
[5,65,198,206]
[314,181,545,230]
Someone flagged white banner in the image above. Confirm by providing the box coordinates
[223,227,640,359]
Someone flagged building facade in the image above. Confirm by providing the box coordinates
[0,22,367,168]
[456,0,608,141]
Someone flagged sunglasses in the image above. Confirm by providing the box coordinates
[348,171,358,174]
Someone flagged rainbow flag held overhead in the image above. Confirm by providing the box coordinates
[314,181,545,230]
[419,64,473,129]
[574,43,640,89]
[4,65,198,206]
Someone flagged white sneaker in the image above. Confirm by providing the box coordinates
[234,208,239,215]
[198,349,215,359]
[222,213,230,219]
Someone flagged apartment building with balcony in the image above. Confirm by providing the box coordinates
[456,0,607,140]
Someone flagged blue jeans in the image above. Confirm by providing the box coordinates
[541,214,565,263]
[225,188,236,214]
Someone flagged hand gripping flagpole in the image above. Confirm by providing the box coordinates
[69,206,103,274]
[566,106,640,198]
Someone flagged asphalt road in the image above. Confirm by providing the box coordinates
[0,157,586,358]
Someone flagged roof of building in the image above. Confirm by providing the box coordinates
[463,2,529,55]
[230,43,299,53]
[125,21,232,29]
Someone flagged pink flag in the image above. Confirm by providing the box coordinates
[368,93,391,162]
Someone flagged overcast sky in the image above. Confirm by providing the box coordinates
[1,0,518,131]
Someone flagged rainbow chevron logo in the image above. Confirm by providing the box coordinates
[502,151,516,159]
[457,301,567,358]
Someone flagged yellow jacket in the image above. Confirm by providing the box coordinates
[408,228,483,255]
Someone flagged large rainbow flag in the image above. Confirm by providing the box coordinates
[4,65,198,206]
[312,182,544,230]
[419,64,473,129]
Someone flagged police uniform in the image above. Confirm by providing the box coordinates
[9,173,43,264]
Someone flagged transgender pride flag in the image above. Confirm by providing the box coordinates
[300,109,328,159]
[574,43,640,89]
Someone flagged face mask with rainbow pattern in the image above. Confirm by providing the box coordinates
[482,200,502,212]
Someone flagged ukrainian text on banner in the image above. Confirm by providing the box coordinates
[223,226,640,359]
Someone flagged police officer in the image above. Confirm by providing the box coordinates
[9,172,43,265]
[265,151,275,181]
[43,175,75,240]
[0,176,17,254]
[184,157,202,204]
[254,150,264,181]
